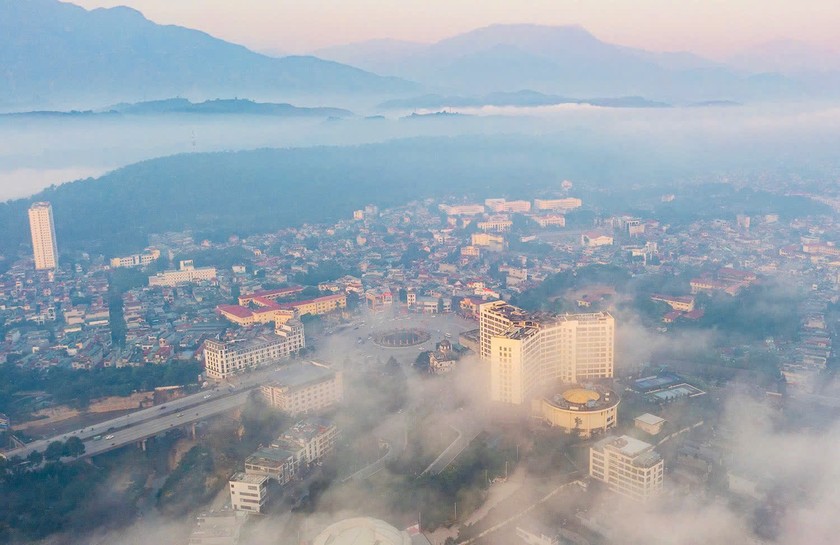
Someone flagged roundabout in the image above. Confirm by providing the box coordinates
[372,327,431,347]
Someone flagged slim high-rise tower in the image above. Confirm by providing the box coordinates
[28,202,58,270]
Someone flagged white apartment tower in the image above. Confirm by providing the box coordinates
[479,301,615,405]
[28,202,58,270]
[590,435,664,501]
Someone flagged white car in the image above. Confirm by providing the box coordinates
[105,434,115,440]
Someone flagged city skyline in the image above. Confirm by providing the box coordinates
[70,0,840,59]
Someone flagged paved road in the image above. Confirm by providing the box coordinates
[4,310,477,461]
[3,389,254,460]
[422,416,483,475]
[1,355,309,460]
[316,311,476,369]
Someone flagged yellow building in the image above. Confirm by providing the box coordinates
[217,304,295,326]
[534,198,582,211]
[471,232,505,252]
[480,301,615,405]
[590,435,664,501]
[532,386,619,437]
[477,217,513,232]
[281,294,347,316]
[28,202,59,270]
[461,245,480,257]
[650,294,695,312]
[532,214,566,228]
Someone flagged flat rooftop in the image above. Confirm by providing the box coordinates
[545,385,619,411]
[264,361,335,389]
[230,472,267,484]
[595,435,655,458]
[635,413,666,426]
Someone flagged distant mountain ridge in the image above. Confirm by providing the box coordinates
[379,90,671,110]
[1,98,354,118]
[314,23,827,101]
[0,0,416,109]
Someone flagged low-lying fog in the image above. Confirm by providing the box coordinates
[2,101,840,201]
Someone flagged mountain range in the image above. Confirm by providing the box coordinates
[0,0,415,109]
[378,90,671,110]
[0,98,353,118]
[2,1,839,110]
[315,24,815,101]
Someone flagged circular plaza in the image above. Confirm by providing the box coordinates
[372,328,431,347]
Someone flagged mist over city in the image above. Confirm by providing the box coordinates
[2,2,840,545]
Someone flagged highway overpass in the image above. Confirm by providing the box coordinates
[3,387,254,460]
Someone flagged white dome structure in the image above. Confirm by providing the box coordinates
[313,517,412,545]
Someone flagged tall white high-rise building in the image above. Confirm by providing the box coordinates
[28,202,58,270]
[479,301,615,405]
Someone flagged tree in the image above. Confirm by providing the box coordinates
[44,440,65,461]
[27,450,43,465]
[63,436,85,457]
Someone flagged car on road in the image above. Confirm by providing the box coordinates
[93,435,102,441]
[177,413,184,417]
[159,406,167,410]
[203,394,211,399]
[105,434,114,440]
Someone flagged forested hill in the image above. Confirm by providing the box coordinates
[0,135,829,259]
[0,136,602,257]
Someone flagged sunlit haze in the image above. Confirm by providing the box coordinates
[4,2,840,545]
[70,0,840,57]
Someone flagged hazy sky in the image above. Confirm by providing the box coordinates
[72,0,839,58]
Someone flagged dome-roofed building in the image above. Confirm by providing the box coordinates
[313,517,412,545]
[532,384,619,437]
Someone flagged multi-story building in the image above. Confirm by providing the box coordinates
[477,216,514,232]
[533,198,582,211]
[28,202,58,270]
[149,260,217,287]
[531,214,566,228]
[532,385,619,438]
[203,321,305,379]
[581,232,614,247]
[278,294,347,316]
[439,203,485,216]
[485,199,532,213]
[471,232,505,252]
[479,301,615,405]
[589,435,664,501]
[109,248,161,269]
[244,417,337,485]
[260,361,343,414]
[229,472,269,513]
